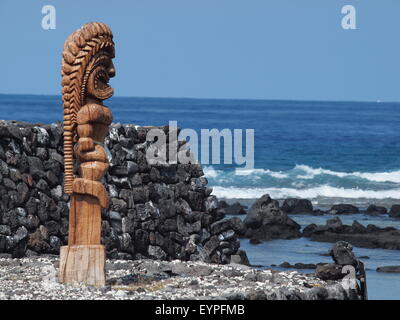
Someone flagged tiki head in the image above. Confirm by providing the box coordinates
[61,22,115,194]
[85,45,116,101]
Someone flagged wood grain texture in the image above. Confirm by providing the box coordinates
[60,22,115,287]
[59,245,105,287]
[62,22,114,195]
[67,195,102,245]
[72,178,109,208]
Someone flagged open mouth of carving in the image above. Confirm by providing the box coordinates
[95,69,111,90]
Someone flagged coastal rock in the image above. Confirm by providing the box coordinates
[376,266,400,273]
[243,194,301,242]
[279,262,318,269]
[351,221,366,234]
[304,218,400,250]
[366,205,387,215]
[302,223,318,237]
[281,198,313,214]
[328,204,359,215]
[322,217,344,232]
[303,217,347,237]
[316,263,346,281]
[329,241,358,267]
[389,205,400,218]
[217,200,229,209]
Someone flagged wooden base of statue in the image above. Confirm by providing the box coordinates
[59,245,105,287]
[59,194,106,287]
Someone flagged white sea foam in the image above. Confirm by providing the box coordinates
[204,164,400,200]
[212,185,400,200]
[205,164,400,184]
[204,166,289,181]
[235,168,288,178]
[294,164,400,183]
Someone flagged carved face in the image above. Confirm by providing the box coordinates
[86,48,116,101]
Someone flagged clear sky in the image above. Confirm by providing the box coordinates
[0,0,399,101]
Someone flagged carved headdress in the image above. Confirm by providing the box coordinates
[61,22,115,194]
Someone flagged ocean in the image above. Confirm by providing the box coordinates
[0,93,399,299]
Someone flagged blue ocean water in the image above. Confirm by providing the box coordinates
[2,94,399,206]
[240,238,400,300]
[1,94,399,299]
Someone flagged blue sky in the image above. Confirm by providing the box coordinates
[0,0,399,101]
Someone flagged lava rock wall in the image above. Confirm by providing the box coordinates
[0,120,247,264]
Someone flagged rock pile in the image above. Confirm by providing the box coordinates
[0,120,247,264]
[315,241,367,300]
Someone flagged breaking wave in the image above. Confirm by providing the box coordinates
[293,165,400,183]
[203,165,400,201]
[212,185,400,200]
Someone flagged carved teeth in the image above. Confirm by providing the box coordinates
[94,69,110,90]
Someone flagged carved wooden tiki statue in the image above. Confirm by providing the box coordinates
[59,22,115,287]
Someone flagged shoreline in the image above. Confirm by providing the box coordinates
[217,197,400,211]
[218,197,400,217]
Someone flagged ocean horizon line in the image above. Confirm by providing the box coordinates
[1,92,400,106]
